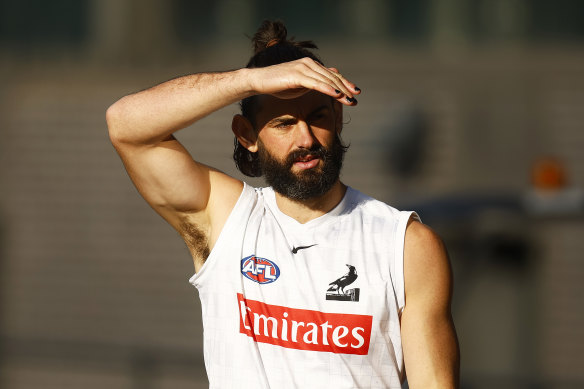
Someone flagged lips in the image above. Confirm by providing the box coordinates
[293,156,320,170]
[294,154,316,163]
[287,148,325,170]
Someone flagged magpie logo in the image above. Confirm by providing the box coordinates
[326,264,360,302]
[291,244,318,254]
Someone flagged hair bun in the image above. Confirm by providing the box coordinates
[252,20,288,54]
[252,20,317,54]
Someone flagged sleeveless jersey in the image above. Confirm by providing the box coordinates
[189,183,419,388]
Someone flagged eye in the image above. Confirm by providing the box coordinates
[273,119,296,129]
[275,122,292,129]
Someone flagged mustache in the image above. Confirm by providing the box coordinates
[285,146,327,167]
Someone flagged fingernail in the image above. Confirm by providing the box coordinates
[346,97,356,103]
[335,89,341,94]
[355,86,361,92]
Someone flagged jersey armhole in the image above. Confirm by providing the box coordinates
[189,182,254,287]
[395,211,421,313]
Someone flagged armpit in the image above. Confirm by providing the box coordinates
[178,219,210,265]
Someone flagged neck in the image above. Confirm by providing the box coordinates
[273,181,347,224]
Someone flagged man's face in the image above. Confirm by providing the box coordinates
[253,91,345,200]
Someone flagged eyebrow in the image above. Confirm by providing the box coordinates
[267,105,332,127]
[306,105,331,119]
[266,116,297,127]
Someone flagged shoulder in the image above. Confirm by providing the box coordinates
[206,172,251,231]
[404,219,447,259]
[403,219,453,307]
[343,186,402,219]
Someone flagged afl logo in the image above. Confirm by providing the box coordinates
[241,255,280,284]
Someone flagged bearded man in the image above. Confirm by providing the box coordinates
[107,20,459,389]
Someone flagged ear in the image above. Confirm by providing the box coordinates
[333,101,343,135]
[232,114,258,152]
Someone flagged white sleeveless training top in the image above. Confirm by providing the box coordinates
[189,183,419,389]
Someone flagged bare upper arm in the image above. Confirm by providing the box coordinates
[400,219,460,388]
[110,133,243,268]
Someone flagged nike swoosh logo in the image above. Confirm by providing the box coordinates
[291,244,318,254]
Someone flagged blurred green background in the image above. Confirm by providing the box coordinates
[1,1,583,388]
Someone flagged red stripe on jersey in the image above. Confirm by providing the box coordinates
[237,293,372,355]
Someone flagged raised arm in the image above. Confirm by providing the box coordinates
[106,70,252,216]
[401,219,460,388]
[106,71,249,271]
[105,58,359,269]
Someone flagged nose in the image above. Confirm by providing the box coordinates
[295,120,316,149]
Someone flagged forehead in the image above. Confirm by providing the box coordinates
[254,91,334,128]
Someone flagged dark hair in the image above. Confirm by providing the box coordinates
[234,20,323,177]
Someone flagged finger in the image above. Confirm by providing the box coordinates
[301,75,356,106]
[305,63,355,98]
[342,95,358,106]
[296,62,352,98]
[295,59,358,105]
[329,69,361,95]
[322,65,361,96]
[326,67,361,95]
[317,75,354,102]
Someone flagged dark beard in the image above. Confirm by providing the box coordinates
[258,135,346,201]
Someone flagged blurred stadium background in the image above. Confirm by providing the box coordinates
[1,0,583,388]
